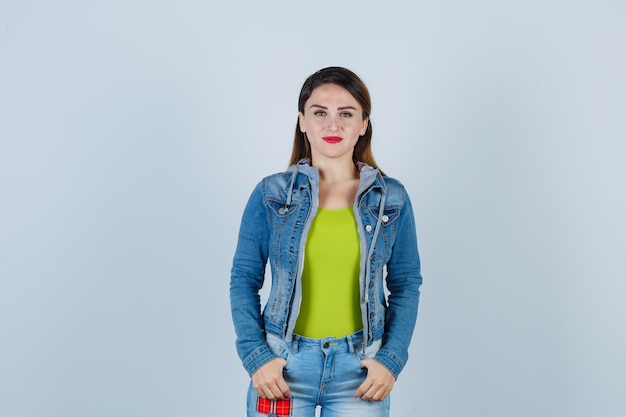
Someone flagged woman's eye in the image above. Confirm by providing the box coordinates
[340,112,353,118]
[314,111,326,116]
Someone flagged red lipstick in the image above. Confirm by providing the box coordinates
[323,136,343,144]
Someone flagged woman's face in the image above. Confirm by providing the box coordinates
[299,83,368,166]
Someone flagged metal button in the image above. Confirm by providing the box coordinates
[365,225,373,232]
[323,342,329,349]
[382,214,389,223]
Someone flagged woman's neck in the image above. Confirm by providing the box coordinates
[313,158,359,183]
[314,159,360,209]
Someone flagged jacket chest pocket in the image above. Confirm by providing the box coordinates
[266,197,310,231]
[365,204,400,261]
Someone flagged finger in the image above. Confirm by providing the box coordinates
[256,380,282,400]
[268,382,287,399]
[270,359,289,398]
[372,382,394,401]
[358,380,390,401]
[256,387,272,400]
[369,387,386,402]
[277,378,291,398]
[363,386,377,401]
[354,378,372,398]
[272,381,290,399]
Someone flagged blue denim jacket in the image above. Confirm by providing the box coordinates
[230,159,422,378]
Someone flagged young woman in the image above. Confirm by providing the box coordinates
[230,67,422,417]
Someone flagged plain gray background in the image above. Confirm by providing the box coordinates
[1,1,625,416]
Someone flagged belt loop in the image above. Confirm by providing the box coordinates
[347,334,355,354]
[291,335,300,354]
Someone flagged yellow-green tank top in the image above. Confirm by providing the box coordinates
[293,207,362,338]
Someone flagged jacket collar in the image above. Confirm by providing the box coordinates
[294,157,371,172]
[288,157,385,194]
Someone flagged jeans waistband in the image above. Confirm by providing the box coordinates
[291,329,364,354]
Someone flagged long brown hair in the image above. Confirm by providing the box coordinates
[288,67,385,175]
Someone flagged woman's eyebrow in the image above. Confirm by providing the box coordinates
[309,104,357,111]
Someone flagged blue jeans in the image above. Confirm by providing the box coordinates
[247,331,390,417]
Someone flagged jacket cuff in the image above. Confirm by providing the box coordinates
[243,345,276,377]
[374,348,405,379]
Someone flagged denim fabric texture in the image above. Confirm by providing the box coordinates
[230,159,422,378]
[246,332,390,417]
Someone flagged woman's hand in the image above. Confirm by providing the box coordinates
[354,358,395,401]
[251,357,291,399]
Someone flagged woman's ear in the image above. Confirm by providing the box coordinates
[360,117,369,136]
[298,112,306,133]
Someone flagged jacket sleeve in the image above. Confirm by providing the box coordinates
[375,187,422,378]
[230,181,276,376]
